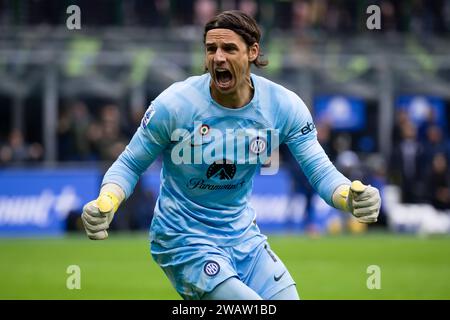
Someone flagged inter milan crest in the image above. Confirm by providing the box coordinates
[204,261,220,276]
[206,159,236,180]
[249,136,267,155]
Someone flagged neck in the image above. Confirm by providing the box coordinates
[210,75,254,109]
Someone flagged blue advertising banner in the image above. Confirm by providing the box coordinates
[0,167,346,236]
[396,95,447,130]
[0,168,101,236]
[314,95,366,131]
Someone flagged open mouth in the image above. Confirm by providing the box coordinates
[214,69,233,90]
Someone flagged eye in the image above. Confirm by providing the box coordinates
[223,45,237,52]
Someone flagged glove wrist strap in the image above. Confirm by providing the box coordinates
[97,183,125,214]
[97,191,120,214]
[332,184,351,213]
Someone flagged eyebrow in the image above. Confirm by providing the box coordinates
[205,42,239,48]
[223,43,239,49]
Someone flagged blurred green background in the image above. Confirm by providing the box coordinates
[1,233,450,300]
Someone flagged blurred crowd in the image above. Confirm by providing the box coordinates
[391,109,450,210]
[0,101,141,164]
[56,101,134,162]
[0,129,44,164]
[1,0,449,35]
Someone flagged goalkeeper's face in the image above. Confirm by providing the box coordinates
[205,28,259,95]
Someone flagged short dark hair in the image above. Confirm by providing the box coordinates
[203,10,268,68]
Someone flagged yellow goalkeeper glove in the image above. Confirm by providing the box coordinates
[81,184,124,240]
[333,180,381,224]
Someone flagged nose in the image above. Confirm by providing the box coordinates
[214,48,226,64]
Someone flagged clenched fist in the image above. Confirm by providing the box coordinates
[81,184,125,240]
[333,180,381,224]
[81,198,115,240]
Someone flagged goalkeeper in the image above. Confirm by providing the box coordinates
[81,10,381,300]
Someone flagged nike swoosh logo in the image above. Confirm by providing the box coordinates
[274,271,286,282]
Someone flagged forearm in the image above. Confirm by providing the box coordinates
[83,103,169,239]
[102,127,164,198]
[289,140,350,206]
[102,153,141,200]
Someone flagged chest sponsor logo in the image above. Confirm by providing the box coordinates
[186,159,245,191]
[206,159,236,180]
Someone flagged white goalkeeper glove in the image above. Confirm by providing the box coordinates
[81,183,125,240]
[332,180,381,223]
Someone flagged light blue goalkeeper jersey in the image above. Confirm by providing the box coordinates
[103,73,350,248]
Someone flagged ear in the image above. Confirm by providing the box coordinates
[248,43,259,63]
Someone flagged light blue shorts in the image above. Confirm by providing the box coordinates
[150,235,296,300]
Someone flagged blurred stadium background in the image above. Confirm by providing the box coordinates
[0,0,449,299]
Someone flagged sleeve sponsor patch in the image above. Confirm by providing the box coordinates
[300,121,316,135]
[141,105,156,128]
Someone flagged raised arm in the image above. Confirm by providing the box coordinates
[81,103,172,240]
[282,93,380,223]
